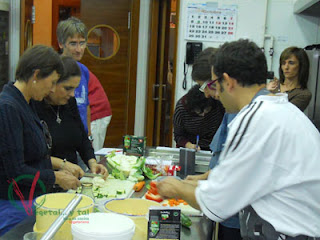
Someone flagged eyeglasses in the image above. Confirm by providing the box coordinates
[40,120,52,150]
[66,41,87,49]
[207,78,219,90]
[199,78,219,92]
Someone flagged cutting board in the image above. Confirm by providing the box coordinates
[70,177,135,203]
[142,194,202,216]
[159,199,202,216]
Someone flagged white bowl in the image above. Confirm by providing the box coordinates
[71,212,135,240]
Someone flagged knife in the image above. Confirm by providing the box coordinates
[83,173,103,178]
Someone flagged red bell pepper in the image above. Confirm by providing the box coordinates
[149,181,159,195]
[150,181,157,189]
[145,192,163,203]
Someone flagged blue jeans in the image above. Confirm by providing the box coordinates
[0,200,34,236]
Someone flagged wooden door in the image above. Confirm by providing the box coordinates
[20,0,34,55]
[80,0,139,147]
[146,0,179,147]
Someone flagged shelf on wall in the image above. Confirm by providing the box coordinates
[294,0,320,17]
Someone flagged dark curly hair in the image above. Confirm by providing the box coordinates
[212,39,267,87]
[184,85,215,113]
[279,47,309,89]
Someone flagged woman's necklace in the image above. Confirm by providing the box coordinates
[49,105,62,124]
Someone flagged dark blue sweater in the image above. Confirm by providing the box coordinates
[0,83,55,200]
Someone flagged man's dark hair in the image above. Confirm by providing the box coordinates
[279,46,309,89]
[184,85,215,113]
[191,47,218,82]
[15,45,64,83]
[59,56,81,83]
[212,39,267,87]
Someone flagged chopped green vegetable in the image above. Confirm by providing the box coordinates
[116,189,126,194]
[97,193,104,198]
[142,165,161,180]
[181,213,192,228]
[106,150,116,159]
[107,154,160,181]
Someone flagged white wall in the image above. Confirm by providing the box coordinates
[9,0,20,82]
[134,0,151,136]
[265,0,320,76]
[174,0,320,104]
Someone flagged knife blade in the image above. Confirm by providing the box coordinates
[83,173,103,178]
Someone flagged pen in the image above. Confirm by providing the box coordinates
[195,135,199,150]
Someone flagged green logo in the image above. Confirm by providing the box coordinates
[8,172,47,215]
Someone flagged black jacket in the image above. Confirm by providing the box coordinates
[0,83,55,200]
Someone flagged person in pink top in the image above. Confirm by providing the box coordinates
[88,71,112,160]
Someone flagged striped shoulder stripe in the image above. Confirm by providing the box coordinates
[231,101,263,152]
[224,102,257,155]
[224,101,263,155]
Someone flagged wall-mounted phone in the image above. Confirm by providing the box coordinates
[186,42,203,64]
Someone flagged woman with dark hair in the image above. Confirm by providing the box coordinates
[267,46,311,111]
[34,56,108,180]
[173,84,224,151]
[0,45,81,235]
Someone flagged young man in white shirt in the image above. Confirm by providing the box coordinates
[157,39,320,239]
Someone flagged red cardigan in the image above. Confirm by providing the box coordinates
[88,71,112,121]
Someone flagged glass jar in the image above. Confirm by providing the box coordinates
[80,183,94,200]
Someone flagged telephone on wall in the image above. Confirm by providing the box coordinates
[186,42,203,64]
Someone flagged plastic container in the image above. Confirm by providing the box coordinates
[71,213,135,240]
[104,198,160,239]
[33,193,94,240]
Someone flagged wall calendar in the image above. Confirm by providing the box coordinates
[185,3,238,42]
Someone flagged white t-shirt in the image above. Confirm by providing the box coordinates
[195,94,320,237]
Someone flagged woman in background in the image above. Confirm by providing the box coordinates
[267,46,311,111]
[0,45,80,236]
[173,84,224,151]
[34,56,108,179]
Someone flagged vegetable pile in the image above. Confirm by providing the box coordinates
[106,151,161,182]
[145,181,163,203]
[162,198,188,207]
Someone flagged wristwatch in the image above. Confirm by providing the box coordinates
[88,135,94,141]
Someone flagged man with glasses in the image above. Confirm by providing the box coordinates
[188,47,241,240]
[158,39,320,239]
[57,17,91,136]
[57,17,112,160]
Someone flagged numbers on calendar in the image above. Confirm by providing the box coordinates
[186,4,237,42]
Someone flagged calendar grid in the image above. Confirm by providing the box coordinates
[185,3,237,42]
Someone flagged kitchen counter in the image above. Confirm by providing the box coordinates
[2,182,215,240]
[3,150,215,239]
[2,213,214,240]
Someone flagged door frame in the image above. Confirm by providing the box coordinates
[145,0,180,146]
[127,0,140,134]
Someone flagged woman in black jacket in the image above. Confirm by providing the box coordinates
[33,56,108,179]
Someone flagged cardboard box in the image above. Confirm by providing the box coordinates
[123,135,146,156]
[148,207,181,240]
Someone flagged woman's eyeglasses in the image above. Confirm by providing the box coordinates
[66,41,87,49]
[40,120,52,150]
[199,78,219,92]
